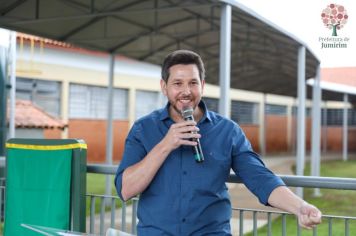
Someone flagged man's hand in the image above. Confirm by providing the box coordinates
[121,120,200,201]
[268,186,322,230]
[162,120,200,152]
[297,202,322,229]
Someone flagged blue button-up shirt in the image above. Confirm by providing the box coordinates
[115,101,285,236]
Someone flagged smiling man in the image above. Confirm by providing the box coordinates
[115,50,321,235]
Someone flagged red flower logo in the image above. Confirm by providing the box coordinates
[321,4,348,36]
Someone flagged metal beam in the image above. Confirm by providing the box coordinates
[296,46,306,198]
[87,164,356,191]
[218,3,231,118]
[59,0,145,41]
[0,0,27,16]
[105,53,115,196]
[0,40,8,155]
[311,65,321,196]
[259,94,266,157]
[322,102,328,153]
[108,16,195,52]
[6,3,212,25]
[9,31,16,139]
[343,93,348,161]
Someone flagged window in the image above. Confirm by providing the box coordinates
[322,108,356,126]
[325,109,343,126]
[16,77,61,117]
[69,84,128,119]
[265,104,287,115]
[203,97,219,113]
[350,109,356,126]
[135,90,166,119]
[292,106,311,117]
[231,101,259,124]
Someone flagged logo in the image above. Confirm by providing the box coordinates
[319,3,350,49]
[321,4,348,36]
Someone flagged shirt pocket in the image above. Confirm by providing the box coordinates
[199,149,231,184]
[206,149,231,170]
[192,149,230,193]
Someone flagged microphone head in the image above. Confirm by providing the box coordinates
[181,107,194,120]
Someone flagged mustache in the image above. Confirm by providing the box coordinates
[178,96,192,100]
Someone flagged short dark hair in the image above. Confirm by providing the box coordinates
[161,50,205,82]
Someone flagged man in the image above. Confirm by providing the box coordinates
[115,50,321,235]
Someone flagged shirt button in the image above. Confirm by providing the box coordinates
[182,218,186,222]
[183,171,187,175]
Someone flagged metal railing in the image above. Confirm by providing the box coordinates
[1,164,355,235]
[86,164,356,236]
[87,164,356,191]
[85,193,138,235]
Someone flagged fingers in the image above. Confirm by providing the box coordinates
[163,121,201,150]
[171,121,200,139]
[174,122,200,135]
[298,203,322,229]
[174,120,197,127]
[299,214,314,229]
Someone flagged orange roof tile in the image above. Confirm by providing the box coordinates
[7,100,67,130]
[17,32,136,60]
[321,67,356,88]
[17,32,73,48]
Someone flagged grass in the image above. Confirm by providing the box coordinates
[245,160,356,236]
[86,173,117,195]
[86,173,123,216]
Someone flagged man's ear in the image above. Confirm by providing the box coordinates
[160,79,167,96]
[201,79,205,95]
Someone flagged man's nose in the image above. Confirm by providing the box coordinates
[181,84,191,95]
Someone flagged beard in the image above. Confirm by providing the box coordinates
[168,97,199,120]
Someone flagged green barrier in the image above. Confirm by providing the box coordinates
[4,139,87,236]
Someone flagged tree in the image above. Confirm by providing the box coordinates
[321,4,348,36]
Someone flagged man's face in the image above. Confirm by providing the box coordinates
[161,64,205,119]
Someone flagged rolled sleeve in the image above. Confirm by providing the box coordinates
[231,125,285,205]
[115,122,147,201]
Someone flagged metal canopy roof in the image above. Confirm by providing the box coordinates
[0,0,328,100]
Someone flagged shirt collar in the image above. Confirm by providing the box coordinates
[159,100,212,123]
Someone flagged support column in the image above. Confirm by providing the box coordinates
[9,31,17,139]
[61,80,69,139]
[343,93,349,161]
[259,94,266,157]
[218,3,231,118]
[0,38,8,156]
[322,102,328,153]
[296,46,306,197]
[286,104,293,152]
[311,65,321,196]
[105,54,115,196]
[128,88,136,128]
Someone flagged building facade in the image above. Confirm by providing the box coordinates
[12,37,356,163]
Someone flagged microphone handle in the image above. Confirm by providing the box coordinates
[192,138,204,163]
[183,115,204,163]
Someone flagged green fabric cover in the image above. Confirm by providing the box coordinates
[4,148,72,236]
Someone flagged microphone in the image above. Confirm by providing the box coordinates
[181,107,204,163]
